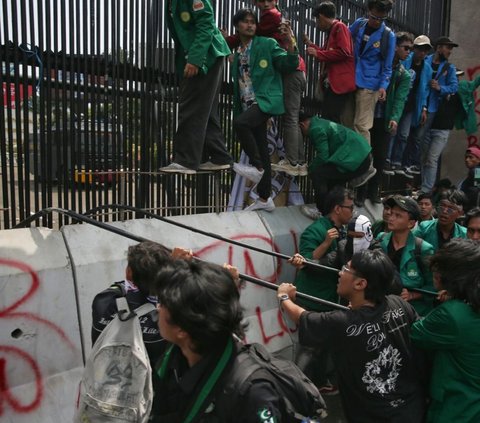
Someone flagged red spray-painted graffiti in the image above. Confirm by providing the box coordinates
[195,232,299,345]
[0,258,74,416]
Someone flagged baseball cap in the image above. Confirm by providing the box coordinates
[413,35,432,48]
[384,195,421,221]
[466,145,480,159]
[435,35,459,48]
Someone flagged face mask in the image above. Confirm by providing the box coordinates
[347,214,373,253]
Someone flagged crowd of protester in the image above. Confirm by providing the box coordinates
[84,0,480,422]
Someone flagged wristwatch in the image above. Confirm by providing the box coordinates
[278,294,290,303]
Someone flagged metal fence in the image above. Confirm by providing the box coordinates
[1,0,449,229]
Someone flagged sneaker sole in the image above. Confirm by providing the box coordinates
[382,171,395,176]
[160,167,196,175]
[198,164,231,171]
[271,165,299,176]
[233,168,263,184]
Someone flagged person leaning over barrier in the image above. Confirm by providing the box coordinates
[150,259,285,422]
[279,249,427,422]
[410,238,480,423]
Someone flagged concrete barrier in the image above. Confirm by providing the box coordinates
[0,206,317,422]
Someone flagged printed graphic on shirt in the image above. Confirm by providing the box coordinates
[257,408,277,423]
[362,345,402,395]
[181,11,191,22]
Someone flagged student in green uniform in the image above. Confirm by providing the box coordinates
[411,238,480,423]
[161,0,232,174]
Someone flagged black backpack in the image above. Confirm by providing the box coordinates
[215,343,327,422]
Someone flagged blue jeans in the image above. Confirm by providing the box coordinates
[388,111,413,166]
[403,112,435,168]
[421,128,450,192]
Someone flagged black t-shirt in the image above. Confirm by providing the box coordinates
[405,60,424,112]
[360,25,377,52]
[299,295,426,423]
[387,240,405,271]
[91,281,166,368]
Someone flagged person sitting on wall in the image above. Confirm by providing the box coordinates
[299,113,376,214]
[278,249,427,422]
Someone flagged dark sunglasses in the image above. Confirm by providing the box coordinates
[399,45,412,51]
[369,13,387,21]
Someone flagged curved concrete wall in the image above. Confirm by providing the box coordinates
[0,206,318,422]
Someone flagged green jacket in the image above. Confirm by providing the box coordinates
[308,117,371,174]
[378,231,435,316]
[413,219,467,252]
[295,216,339,312]
[411,300,480,423]
[166,0,231,76]
[384,63,411,130]
[232,36,299,116]
[455,75,480,135]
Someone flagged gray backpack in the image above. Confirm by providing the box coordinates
[74,297,155,423]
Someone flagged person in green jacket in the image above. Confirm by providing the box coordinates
[360,32,413,205]
[299,114,375,214]
[231,8,299,211]
[454,70,480,135]
[160,0,232,174]
[377,195,435,316]
[411,238,480,423]
[413,189,467,252]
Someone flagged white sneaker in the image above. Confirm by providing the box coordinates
[350,165,377,188]
[198,161,231,171]
[233,162,264,183]
[300,204,322,220]
[296,163,309,177]
[244,197,275,212]
[271,159,299,176]
[159,162,196,174]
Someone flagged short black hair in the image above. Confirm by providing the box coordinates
[417,192,433,203]
[299,110,314,123]
[312,1,336,19]
[233,8,258,27]
[127,241,171,295]
[465,207,480,227]
[439,188,468,209]
[324,186,354,215]
[350,249,396,303]
[396,31,414,46]
[153,260,246,355]
[430,239,480,312]
[368,0,393,13]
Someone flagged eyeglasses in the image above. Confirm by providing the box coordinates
[339,204,355,211]
[369,13,387,21]
[399,45,412,51]
[436,204,460,215]
[340,265,358,276]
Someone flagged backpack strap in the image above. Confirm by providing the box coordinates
[380,25,392,60]
[115,297,155,322]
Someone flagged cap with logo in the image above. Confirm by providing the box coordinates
[384,195,421,221]
[435,35,459,48]
[413,35,432,48]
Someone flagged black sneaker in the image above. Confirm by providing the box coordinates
[394,166,406,176]
[382,164,395,176]
[405,165,421,175]
[350,166,377,188]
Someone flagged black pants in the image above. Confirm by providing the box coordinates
[310,155,371,214]
[233,105,272,200]
[321,87,351,124]
[366,117,389,198]
[174,58,232,169]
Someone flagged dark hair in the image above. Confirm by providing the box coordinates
[438,188,468,208]
[465,207,480,227]
[299,110,314,123]
[417,192,433,203]
[312,1,336,19]
[324,186,354,215]
[350,249,395,303]
[396,31,414,45]
[434,178,453,190]
[368,0,393,13]
[430,239,480,312]
[127,241,171,294]
[233,8,258,26]
[153,260,245,354]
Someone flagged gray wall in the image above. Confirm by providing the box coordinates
[441,0,480,185]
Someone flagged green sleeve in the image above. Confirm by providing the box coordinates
[411,304,459,350]
[187,0,216,67]
[299,224,326,260]
[308,125,329,171]
[388,71,411,124]
[271,39,299,73]
[420,241,435,290]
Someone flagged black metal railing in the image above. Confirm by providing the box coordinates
[1,0,449,229]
